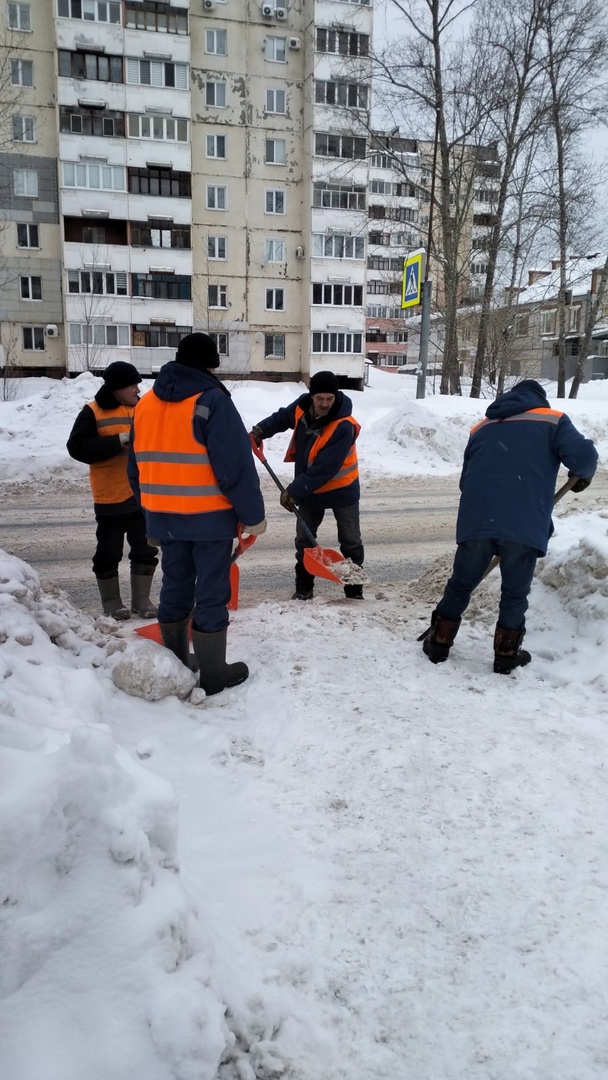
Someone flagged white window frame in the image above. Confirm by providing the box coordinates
[81,0,121,22]
[20,275,42,300]
[67,270,128,296]
[10,59,33,86]
[209,331,229,356]
[311,331,363,354]
[126,58,188,90]
[206,81,226,107]
[264,333,285,358]
[265,189,285,215]
[208,283,227,308]
[265,137,286,165]
[63,161,125,191]
[208,235,227,259]
[265,87,286,113]
[14,168,38,197]
[205,29,227,55]
[206,184,227,210]
[8,3,31,30]
[265,238,285,263]
[265,36,286,63]
[22,325,45,350]
[17,222,39,248]
[69,323,130,346]
[127,113,188,142]
[540,309,556,336]
[265,287,284,311]
[12,114,35,142]
[312,233,365,259]
[206,133,226,159]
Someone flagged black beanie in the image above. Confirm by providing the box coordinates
[309,370,339,396]
[175,332,220,370]
[103,361,142,391]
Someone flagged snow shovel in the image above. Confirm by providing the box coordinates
[133,526,257,644]
[250,436,349,584]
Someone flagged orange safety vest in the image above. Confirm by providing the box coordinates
[470,407,564,436]
[133,391,233,515]
[88,400,134,505]
[284,405,361,494]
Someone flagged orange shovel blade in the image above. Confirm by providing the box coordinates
[303,546,346,583]
[227,561,239,610]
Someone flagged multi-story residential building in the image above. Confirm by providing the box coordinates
[0,0,372,388]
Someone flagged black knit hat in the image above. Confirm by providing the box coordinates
[103,361,142,391]
[176,332,220,370]
[309,370,339,396]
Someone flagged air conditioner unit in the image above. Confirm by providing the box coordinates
[203,0,215,9]
[288,36,301,49]
[295,246,305,258]
[261,3,273,15]
[46,324,58,338]
[275,6,287,17]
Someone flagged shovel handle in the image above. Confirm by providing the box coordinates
[250,434,319,549]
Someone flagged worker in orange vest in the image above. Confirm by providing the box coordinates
[67,361,158,620]
[251,370,364,601]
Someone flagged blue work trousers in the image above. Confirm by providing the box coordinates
[295,501,364,589]
[158,538,233,633]
[437,538,539,630]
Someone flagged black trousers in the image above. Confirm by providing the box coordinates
[93,510,158,579]
[295,501,364,589]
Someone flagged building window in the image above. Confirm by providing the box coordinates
[265,287,284,311]
[83,225,106,243]
[132,323,190,347]
[313,182,366,210]
[265,36,286,62]
[69,323,130,346]
[20,276,42,300]
[264,333,285,358]
[208,284,227,308]
[60,106,125,138]
[315,28,369,56]
[314,133,366,160]
[10,59,33,86]
[130,221,191,248]
[312,234,365,259]
[312,332,362,353]
[59,0,121,21]
[367,256,403,271]
[515,315,529,337]
[63,161,125,191]
[128,167,190,197]
[265,238,285,262]
[540,309,556,335]
[59,50,123,82]
[265,137,286,164]
[265,189,285,214]
[132,273,192,300]
[12,115,35,142]
[8,2,31,29]
[17,223,39,248]
[368,205,418,223]
[209,332,229,356]
[22,326,45,350]
[205,29,227,55]
[265,87,286,113]
[14,169,38,197]
[470,262,488,276]
[207,185,227,210]
[314,80,368,109]
[206,133,226,159]
[206,81,226,107]
[127,113,188,141]
[125,1,187,33]
[67,270,128,296]
[126,57,187,88]
[208,235,226,259]
[312,283,363,306]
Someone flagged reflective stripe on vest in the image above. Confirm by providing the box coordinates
[470,407,564,436]
[133,391,233,515]
[88,399,134,505]
[284,405,360,494]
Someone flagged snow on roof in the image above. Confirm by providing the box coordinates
[518,253,606,306]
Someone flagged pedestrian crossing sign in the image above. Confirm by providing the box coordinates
[402,249,425,309]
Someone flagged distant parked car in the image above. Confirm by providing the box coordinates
[397,364,419,375]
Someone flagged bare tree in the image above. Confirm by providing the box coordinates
[569,253,608,397]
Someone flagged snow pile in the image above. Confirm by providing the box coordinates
[536,511,608,621]
[112,637,198,701]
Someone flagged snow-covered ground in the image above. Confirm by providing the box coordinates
[0,370,607,1080]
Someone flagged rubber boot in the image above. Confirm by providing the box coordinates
[493,624,531,675]
[97,575,130,620]
[292,569,314,601]
[422,609,461,664]
[344,583,364,599]
[191,628,248,697]
[159,617,193,669]
[130,565,157,619]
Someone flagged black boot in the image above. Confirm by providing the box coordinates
[160,617,192,669]
[130,565,157,619]
[344,583,364,599]
[422,609,461,664]
[191,628,248,696]
[292,569,314,601]
[96,575,130,620]
[493,624,531,675]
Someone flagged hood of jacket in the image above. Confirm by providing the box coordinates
[485,379,549,421]
[298,389,354,426]
[151,360,230,403]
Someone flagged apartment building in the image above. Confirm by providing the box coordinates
[0,0,372,387]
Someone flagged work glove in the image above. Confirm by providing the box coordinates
[280,491,296,513]
[119,432,130,448]
[568,471,592,493]
[241,519,267,536]
[250,425,264,447]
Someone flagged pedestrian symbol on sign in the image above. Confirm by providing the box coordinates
[401,249,425,309]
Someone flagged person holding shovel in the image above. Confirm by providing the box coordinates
[251,370,365,601]
[421,379,598,674]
